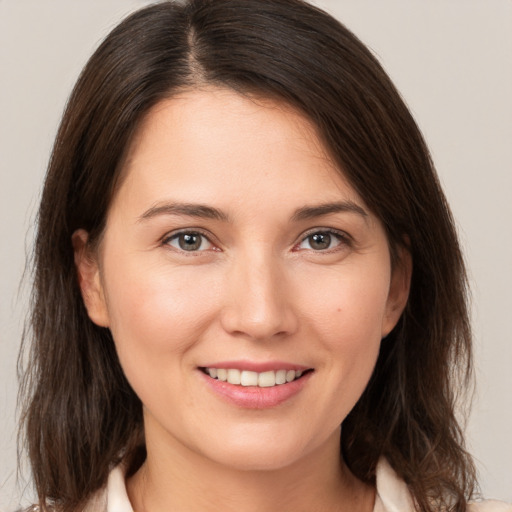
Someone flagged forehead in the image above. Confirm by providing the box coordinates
[127,87,332,166]
[113,86,366,216]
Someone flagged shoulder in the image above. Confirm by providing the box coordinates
[16,484,108,512]
[375,458,512,512]
[82,486,108,512]
[14,491,108,512]
[19,465,133,512]
[83,464,130,512]
[467,501,512,512]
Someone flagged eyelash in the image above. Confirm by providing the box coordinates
[161,228,352,254]
[293,228,352,253]
[162,230,217,253]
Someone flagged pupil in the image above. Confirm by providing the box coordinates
[310,233,331,250]
[179,234,201,251]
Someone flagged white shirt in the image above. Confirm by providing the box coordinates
[84,458,512,512]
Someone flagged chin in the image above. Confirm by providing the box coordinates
[209,449,302,472]
[196,430,321,473]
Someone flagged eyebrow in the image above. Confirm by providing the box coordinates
[138,200,368,224]
[138,202,229,222]
[291,201,368,222]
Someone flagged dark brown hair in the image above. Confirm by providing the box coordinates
[19,0,477,510]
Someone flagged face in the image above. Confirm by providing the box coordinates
[74,87,409,472]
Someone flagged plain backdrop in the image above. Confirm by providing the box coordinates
[1,0,511,509]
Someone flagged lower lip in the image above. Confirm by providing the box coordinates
[199,370,312,409]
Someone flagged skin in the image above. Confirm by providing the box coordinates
[74,87,410,512]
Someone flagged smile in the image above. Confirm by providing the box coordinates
[201,368,309,388]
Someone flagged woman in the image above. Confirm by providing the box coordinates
[18,0,511,511]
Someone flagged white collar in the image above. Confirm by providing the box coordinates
[374,458,416,511]
[106,464,134,512]
[97,457,416,512]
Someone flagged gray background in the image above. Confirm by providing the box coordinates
[1,0,511,508]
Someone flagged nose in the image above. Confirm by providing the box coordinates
[220,252,298,341]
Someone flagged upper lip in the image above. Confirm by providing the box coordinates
[199,360,311,373]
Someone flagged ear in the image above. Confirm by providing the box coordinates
[381,246,412,338]
[72,229,110,327]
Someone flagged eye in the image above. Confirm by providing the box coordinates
[296,230,349,251]
[164,231,214,252]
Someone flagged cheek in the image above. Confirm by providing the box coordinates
[299,263,391,342]
[297,264,389,399]
[101,256,221,392]
[106,258,214,335]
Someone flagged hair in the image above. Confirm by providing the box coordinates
[19,0,477,511]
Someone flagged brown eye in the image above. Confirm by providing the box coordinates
[308,233,332,250]
[165,232,213,252]
[297,230,347,251]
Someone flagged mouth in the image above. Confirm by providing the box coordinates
[200,367,313,388]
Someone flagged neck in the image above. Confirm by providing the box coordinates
[127,425,374,512]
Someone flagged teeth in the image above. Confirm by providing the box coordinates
[275,369,286,385]
[227,369,241,385]
[204,367,307,387]
[258,371,276,387]
[240,371,258,386]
